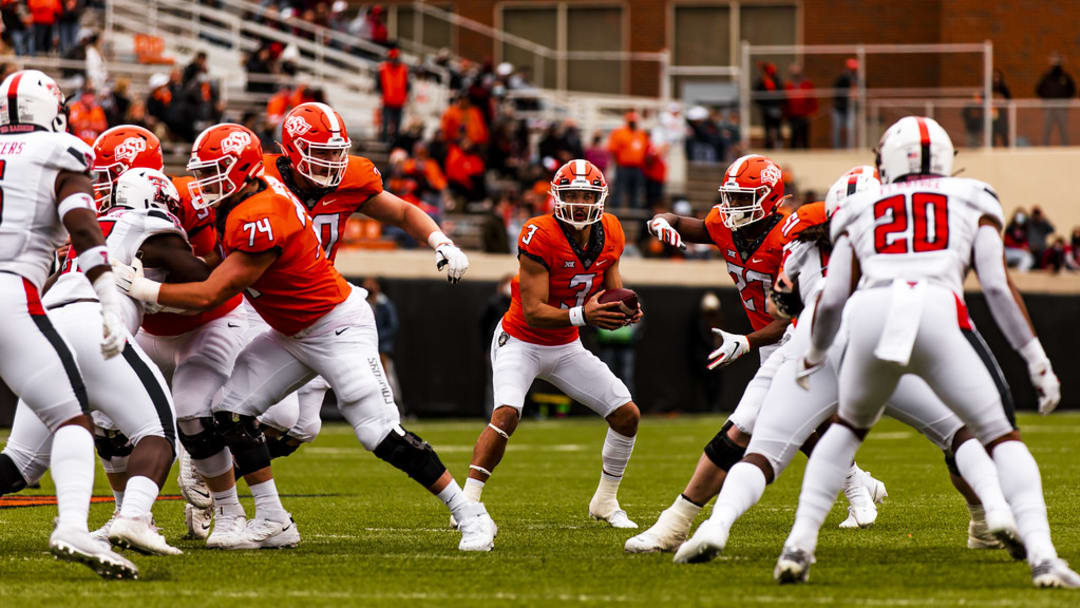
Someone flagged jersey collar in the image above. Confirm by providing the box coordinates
[732,212,782,262]
[276,155,335,209]
[555,214,605,269]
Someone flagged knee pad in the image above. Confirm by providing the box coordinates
[944,451,961,478]
[291,417,322,444]
[0,454,28,495]
[177,417,226,460]
[92,428,134,461]
[373,426,446,488]
[267,433,302,460]
[703,421,747,472]
[214,411,270,478]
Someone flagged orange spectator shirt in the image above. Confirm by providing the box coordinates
[219,175,351,335]
[140,176,242,337]
[501,213,626,346]
[606,126,648,168]
[68,102,108,146]
[440,105,489,144]
[262,153,383,262]
[378,62,409,107]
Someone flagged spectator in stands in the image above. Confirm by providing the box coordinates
[144,72,173,139]
[1036,52,1076,146]
[1003,208,1035,271]
[242,110,274,149]
[363,4,388,46]
[479,194,511,254]
[403,142,449,205]
[362,276,404,414]
[689,292,726,412]
[391,118,425,159]
[584,133,608,174]
[643,144,666,208]
[28,0,59,54]
[56,0,80,55]
[992,69,1011,146]
[102,77,132,126]
[182,51,208,86]
[685,105,716,163]
[962,93,985,147]
[784,64,817,149]
[755,62,782,149]
[1027,205,1055,263]
[376,45,409,143]
[832,57,858,149]
[607,111,648,208]
[715,109,742,162]
[81,30,106,92]
[653,101,685,151]
[1067,228,1080,271]
[68,87,107,145]
[446,138,486,204]
[2,1,32,56]
[441,95,489,146]
[1042,236,1069,273]
[245,45,276,94]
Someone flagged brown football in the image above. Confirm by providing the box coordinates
[599,288,639,315]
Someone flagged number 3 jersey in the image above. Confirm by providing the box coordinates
[502,213,626,346]
[218,174,351,336]
[830,177,1003,295]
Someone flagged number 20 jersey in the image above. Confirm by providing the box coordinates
[830,176,1003,295]
[502,213,626,346]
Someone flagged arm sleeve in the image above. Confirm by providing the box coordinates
[973,224,1035,351]
[808,234,854,358]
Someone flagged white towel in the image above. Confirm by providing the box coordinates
[874,280,926,366]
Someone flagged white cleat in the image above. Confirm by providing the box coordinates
[449,513,459,530]
[206,510,247,550]
[985,509,1026,561]
[240,516,301,549]
[589,496,638,529]
[90,509,119,542]
[624,508,692,553]
[108,513,183,556]
[967,516,1004,550]
[774,544,815,584]
[857,469,888,504]
[185,503,213,540]
[839,481,877,529]
[456,502,497,552]
[177,446,213,509]
[1032,558,1080,588]
[672,519,729,564]
[49,525,139,580]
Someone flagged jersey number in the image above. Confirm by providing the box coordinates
[522,224,539,245]
[873,193,950,254]
[727,263,772,313]
[312,214,339,256]
[560,273,595,309]
[243,218,274,247]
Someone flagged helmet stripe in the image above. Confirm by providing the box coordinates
[916,117,931,175]
[6,72,24,125]
[311,102,340,133]
[575,159,585,175]
[846,174,859,195]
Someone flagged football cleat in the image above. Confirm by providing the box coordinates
[456,502,497,552]
[624,508,692,553]
[985,509,1026,561]
[49,524,139,580]
[589,495,638,529]
[857,469,888,504]
[90,508,119,542]
[672,518,729,564]
[240,516,301,549]
[206,510,247,549]
[839,480,877,529]
[967,516,1004,550]
[108,513,183,556]
[774,545,815,584]
[177,446,213,509]
[185,503,213,540]
[1032,558,1080,588]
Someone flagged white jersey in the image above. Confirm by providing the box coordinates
[46,206,186,333]
[0,130,93,289]
[830,176,1003,295]
[782,238,827,306]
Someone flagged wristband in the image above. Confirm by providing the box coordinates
[427,230,452,249]
[58,192,96,219]
[569,305,586,327]
[77,245,110,273]
[1020,338,1049,367]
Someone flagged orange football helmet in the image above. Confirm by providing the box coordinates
[187,123,264,209]
[280,102,351,188]
[551,159,607,230]
[91,125,163,206]
[716,154,785,229]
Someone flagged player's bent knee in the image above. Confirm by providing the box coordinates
[984,430,1022,454]
[489,406,520,438]
[607,402,640,436]
[704,421,747,472]
[292,418,322,444]
[213,412,271,477]
[742,452,776,484]
[0,454,28,495]
[93,428,134,462]
[373,426,447,488]
[177,417,226,460]
[267,433,303,459]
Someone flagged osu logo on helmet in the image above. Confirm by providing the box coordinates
[284,115,313,137]
[114,137,147,163]
[221,130,253,155]
[91,125,163,207]
[716,154,786,229]
[187,123,264,209]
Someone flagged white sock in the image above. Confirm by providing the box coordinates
[51,425,95,531]
[992,441,1056,563]
[112,489,124,509]
[967,502,986,525]
[601,428,636,479]
[212,486,245,518]
[463,477,485,503]
[954,439,1009,514]
[670,494,703,525]
[437,480,470,518]
[119,476,159,519]
[249,478,288,521]
[709,462,767,531]
[785,425,862,554]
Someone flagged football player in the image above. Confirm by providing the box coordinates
[672,167,1018,564]
[114,124,495,551]
[775,116,1078,588]
[462,159,643,531]
[626,155,882,553]
[0,70,135,578]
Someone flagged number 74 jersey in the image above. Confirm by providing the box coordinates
[830,176,1003,294]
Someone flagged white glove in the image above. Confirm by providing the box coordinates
[434,242,469,283]
[707,328,750,370]
[1021,340,1061,415]
[112,257,162,303]
[647,217,686,251]
[795,346,827,390]
[91,271,127,359]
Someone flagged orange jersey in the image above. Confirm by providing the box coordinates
[262,153,383,261]
[502,213,626,346]
[219,175,351,335]
[705,208,792,331]
[141,176,241,337]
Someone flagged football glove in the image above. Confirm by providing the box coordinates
[707,328,750,370]
[112,257,162,303]
[647,217,687,251]
[1021,340,1061,415]
[435,242,469,283]
[91,271,126,359]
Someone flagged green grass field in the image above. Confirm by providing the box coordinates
[1,413,1079,607]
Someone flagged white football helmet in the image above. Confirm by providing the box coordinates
[825,165,880,218]
[110,167,180,213]
[875,116,953,184]
[0,70,67,133]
